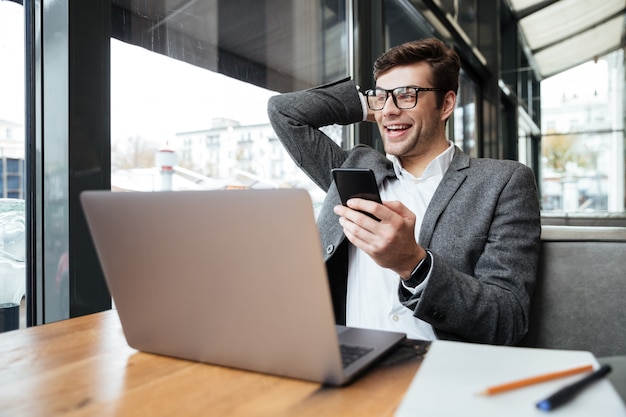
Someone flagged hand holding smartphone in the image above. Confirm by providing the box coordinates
[331,168,382,220]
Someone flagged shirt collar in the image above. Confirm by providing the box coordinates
[390,141,455,181]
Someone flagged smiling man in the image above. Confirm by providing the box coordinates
[267,38,541,345]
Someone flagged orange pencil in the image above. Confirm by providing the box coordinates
[478,364,595,396]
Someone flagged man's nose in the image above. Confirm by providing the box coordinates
[381,95,401,114]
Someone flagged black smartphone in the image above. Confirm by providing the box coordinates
[331,168,382,220]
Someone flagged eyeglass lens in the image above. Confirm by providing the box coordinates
[367,87,418,110]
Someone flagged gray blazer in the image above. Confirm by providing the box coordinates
[267,78,541,345]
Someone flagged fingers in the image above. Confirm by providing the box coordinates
[382,200,415,220]
[346,198,384,221]
[333,198,421,273]
[334,203,377,236]
[337,215,371,249]
[333,198,383,226]
[333,198,413,229]
[333,200,381,250]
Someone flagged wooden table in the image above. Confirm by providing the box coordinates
[0,310,425,417]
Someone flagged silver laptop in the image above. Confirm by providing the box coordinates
[81,188,405,386]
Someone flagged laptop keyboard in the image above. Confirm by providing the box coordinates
[340,344,373,368]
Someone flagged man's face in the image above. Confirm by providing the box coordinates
[373,62,448,160]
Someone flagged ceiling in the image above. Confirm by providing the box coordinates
[109,0,626,82]
[508,0,626,79]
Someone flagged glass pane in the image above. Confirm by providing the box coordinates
[0,1,26,332]
[7,175,20,190]
[454,70,478,157]
[541,132,617,211]
[540,49,625,214]
[7,158,20,171]
[433,0,478,44]
[386,0,434,47]
[111,0,349,216]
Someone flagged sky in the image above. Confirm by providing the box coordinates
[541,59,609,108]
[110,39,277,148]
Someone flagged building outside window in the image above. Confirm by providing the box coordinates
[0,0,25,332]
[111,0,349,210]
[540,49,625,214]
[0,2,25,200]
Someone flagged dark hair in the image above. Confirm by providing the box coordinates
[373,38,460,107]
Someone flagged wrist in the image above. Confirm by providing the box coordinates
[402,251,432,288]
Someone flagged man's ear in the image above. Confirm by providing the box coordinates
[440,90,457,122]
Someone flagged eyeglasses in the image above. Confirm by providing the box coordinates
[364,87,445,110]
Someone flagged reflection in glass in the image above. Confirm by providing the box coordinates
[111,40,328,208]
[0,1,25,331]
[454,71,477,157]
[540,50,625,213]
[111,1,350,215]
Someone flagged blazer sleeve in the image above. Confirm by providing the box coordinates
[266,78,365,191]
[405,161,541,345]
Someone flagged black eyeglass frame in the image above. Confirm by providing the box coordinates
[364,87,445,110]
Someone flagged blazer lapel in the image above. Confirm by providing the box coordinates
[419,148,469,247]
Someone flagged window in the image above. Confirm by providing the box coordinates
[0,0,25,332]
[454,71,478,157]
[111,0,348,207]
[541,50,625,214]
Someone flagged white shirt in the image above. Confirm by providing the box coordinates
[345,142,455,340]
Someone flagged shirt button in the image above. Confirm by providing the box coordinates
[391,315,399,322]
[325,244,334,254]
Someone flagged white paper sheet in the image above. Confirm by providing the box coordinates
[395,340,626,417]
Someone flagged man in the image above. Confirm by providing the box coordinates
[267,38,541,345]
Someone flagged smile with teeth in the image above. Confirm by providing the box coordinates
[385,124,411,136]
